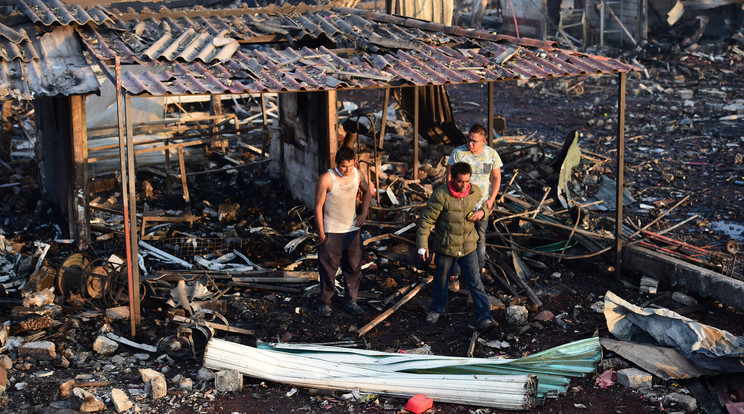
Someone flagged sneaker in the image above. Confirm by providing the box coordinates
[448,276,460,292]
[345,302,364,315]
[478,319,498,331]
[318,305,332,317]
[426,312,440,325]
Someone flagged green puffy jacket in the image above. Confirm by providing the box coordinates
[416,183,489,257]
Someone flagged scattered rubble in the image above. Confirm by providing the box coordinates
[0,33,742,414]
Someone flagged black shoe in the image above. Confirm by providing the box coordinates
[345,302,364,315]
[478,319,498,331]
[318,305,332,317]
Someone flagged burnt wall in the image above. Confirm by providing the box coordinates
[271,91,338,208]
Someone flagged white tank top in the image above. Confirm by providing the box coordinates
[323,167,360,234]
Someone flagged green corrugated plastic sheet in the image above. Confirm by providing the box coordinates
[259,336,601,401]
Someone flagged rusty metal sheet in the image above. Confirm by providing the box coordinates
[15,0,111,26]
[1,2,640,98]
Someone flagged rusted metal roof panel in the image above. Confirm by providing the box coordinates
[0,2,638,98]
[15,0,112,26]
[72,5,638,96]
[0,26,99,99]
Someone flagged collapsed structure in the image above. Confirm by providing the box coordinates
[0,0,743,412]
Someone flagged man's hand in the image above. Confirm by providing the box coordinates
[485,198,496,211]
[318,232,326,245]
[418,248,429,261]
[468,210,485,221]
[354,215,367,227]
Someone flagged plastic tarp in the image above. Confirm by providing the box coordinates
[604,290,744,372]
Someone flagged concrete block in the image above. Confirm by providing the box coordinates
[214,369,243,392]
[19,341,56,361]
[93,335,119,355]
[105,306,130,321]
[639,276,658,294]
[139,368,167,399]
[74,388,105,412]
[110,388,133,413]
[616,368,653,389]
[663,393,697,412]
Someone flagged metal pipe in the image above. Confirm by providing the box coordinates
[488,82,494,146]
[615,72,626,281]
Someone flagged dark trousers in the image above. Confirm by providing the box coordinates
[318,230,362,306]
[431,250,492,324]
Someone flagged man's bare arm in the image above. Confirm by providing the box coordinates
[486,166,502,211]
[355,170,372,227]
[314,172,331,243]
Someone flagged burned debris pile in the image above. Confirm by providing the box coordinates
[0,42,743,414]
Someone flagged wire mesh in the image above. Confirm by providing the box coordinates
[148,237,249,259]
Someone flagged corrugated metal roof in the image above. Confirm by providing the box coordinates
[74,4,638,96]
[0,26,99,99]
[0,24,38,62]
[0,1,639,99]
[14,0,112,26]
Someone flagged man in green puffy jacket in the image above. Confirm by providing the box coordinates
[416,162,497,331]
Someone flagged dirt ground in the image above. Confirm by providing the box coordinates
[1,37,743,414]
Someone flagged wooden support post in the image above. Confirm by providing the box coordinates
[70,95,90,250]
[115,57,141,334]
[1,100,11,162]
[210,95,226,154]
[260,94,269,156]
[124,93,140,327]
[601,0,638,46]
[378,88,390,150]
[178,146,190,202]
[488,82,494,146]
[541,0,548,41]
[640,0,648,42]
[615,72,626,281]
[164,139,172,194]
[326,90,338,169]
[413,86,419,180]
[599,0,606,48]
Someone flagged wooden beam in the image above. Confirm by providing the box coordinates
[327,90,338,169]
[70,95,90,250]
[413,86,419,180]
[357,276,433,336]
[615,72,626,281]
[1,100,10,162]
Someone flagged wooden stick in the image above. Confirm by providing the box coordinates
[498,169,519,204]
[468,331,478,357]
[531,187,552,219]
[357,276,433,336]
[626,195,690,241]
[656,214,700,236]
[383,283,415,305]
[171,314,254,336]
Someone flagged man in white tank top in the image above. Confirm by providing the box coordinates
[314,147,371,317]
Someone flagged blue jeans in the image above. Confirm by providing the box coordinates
[450,218,488,276]
[430,250,493,324]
